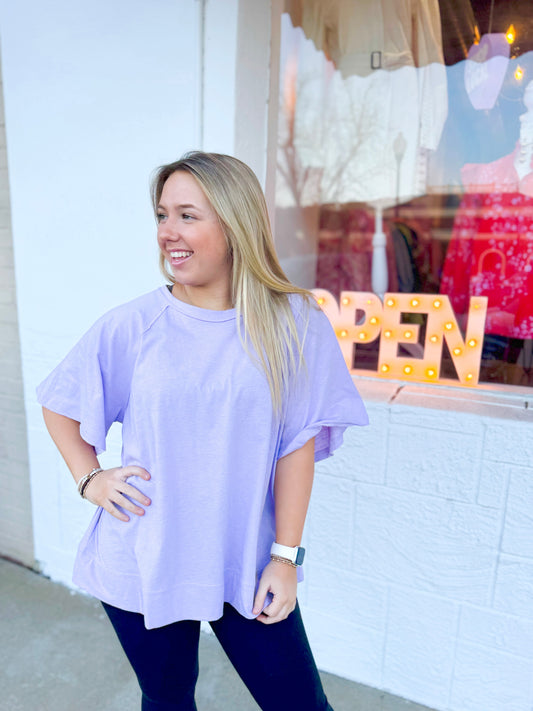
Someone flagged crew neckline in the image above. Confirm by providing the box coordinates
[160,285,237,322]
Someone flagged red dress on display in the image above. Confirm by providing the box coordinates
[440,149,533,338]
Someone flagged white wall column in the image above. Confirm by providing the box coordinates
[0,0,202,581]
[202,0,278,192]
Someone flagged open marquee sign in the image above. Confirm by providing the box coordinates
[313,290,489,386]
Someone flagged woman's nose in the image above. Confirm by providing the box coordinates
[159,220,179,239]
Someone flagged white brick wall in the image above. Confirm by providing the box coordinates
[300,382,533,711]
[0,61,33,566]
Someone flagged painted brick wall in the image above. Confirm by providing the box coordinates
[0,61,34,565]
[300,381,533,711]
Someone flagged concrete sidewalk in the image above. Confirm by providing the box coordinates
[1,558,436,711]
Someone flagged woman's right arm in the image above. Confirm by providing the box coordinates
[42,407,151,522]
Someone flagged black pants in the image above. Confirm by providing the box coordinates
[102,601,334,711]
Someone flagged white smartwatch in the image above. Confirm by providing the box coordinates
[271,542,306,566]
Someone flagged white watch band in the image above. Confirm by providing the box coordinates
[271,542,299,563]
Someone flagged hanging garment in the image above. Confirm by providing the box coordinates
[315,205,399,294]
[440,191,533,338]
[289,0,444,77]
[284,1,448,206]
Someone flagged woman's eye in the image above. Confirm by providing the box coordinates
[182,214,194,221]
[156,213,166,223]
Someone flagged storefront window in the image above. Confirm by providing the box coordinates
[275,0,533,387]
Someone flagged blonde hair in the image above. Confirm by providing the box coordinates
[151,151,313,412]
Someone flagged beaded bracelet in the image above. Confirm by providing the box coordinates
[270,554,297,568]
[77,468,104,498]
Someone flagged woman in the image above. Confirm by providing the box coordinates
[37,151,368,710]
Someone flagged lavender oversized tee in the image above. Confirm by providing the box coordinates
[37,286,368,628]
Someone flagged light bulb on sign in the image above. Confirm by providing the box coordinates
[506,24,516,44]
[317,297,325,306]
[515,66,524,82]
[341,297,350,306]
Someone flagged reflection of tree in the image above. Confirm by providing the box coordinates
[276,65,382,207]
[276,66,322,208]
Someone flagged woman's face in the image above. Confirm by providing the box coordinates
[156,171,232,302]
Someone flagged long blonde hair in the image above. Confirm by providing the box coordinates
[151,151,313,413]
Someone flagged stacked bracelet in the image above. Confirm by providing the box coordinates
[77,468,103,498]
[270,554,297,568]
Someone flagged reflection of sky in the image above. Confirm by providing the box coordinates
[429,52,533,190]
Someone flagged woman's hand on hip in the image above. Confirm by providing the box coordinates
[252,559,297,624]
[83,466,151,522]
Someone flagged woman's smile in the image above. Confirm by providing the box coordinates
[169,249,194,265]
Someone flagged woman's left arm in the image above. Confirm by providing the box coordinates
[253,437,315,624]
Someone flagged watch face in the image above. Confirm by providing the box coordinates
[295,547,306,566]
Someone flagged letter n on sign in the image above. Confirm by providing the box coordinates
[378,294,488,385]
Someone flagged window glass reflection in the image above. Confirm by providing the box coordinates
[276,0,533,386]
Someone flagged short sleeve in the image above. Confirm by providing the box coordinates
[278,301,368,462]
[36,310,139,455]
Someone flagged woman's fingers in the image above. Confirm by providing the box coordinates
[119,480,151,507]
[257,597,295,624]
[120,466,151,482]
[111,490,147,517]
[83,467,151,520]
[252,578,270,615]
[100,497,130,522]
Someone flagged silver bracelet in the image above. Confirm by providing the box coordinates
[77,468,103,498]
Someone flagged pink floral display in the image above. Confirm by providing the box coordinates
[440,191,533,338]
